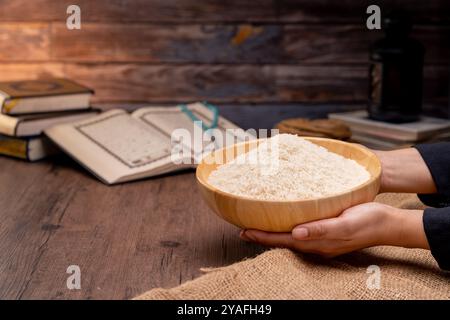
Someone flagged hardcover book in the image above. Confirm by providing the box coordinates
[329,110,450,142]
[0,135,59,161]
[0,109,100,137]
[0,78,93,115]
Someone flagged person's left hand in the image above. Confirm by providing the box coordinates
[240,202,428,257]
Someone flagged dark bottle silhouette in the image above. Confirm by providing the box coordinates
[368,11,425,123]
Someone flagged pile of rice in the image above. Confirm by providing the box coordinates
[207,134,370,200]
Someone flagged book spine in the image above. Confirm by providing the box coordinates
[0,137,27,159]
[0,93,7,114]
[3,98,19,114]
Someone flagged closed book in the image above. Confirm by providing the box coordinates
[0,135,59,161]
[0,109,100,137]
[329,110,450,142]
[350,132,412,150]
[0,78,93,115]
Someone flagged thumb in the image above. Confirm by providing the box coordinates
[292,218,343,240]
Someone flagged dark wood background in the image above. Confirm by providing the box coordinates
[0,1,450,300]
[0,0,449,124]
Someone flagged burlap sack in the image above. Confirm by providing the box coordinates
[135,194,450,300]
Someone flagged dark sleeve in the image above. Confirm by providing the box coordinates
[414,143,450,207]
[414,143,450,270]
[423,207,450,270]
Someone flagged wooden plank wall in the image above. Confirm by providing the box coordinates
[0,0,448,116]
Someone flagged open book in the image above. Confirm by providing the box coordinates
[45,103,252,184]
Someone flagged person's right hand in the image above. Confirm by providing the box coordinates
[241,202,430,257]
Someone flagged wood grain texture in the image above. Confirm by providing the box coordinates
[103,63,448,104]
[64,63,372,103]
[0,63,363,103]
[196,137,381,232]
[0,0,448,23]
[0,63,446,104]
[0,63,64,80]
[0,155,263,299]
[50,23,449,64]
[284,25,450,65]
[0,23,50,61]
[50,23,283,63]
[0,156,83,298]
[0,0,447,109]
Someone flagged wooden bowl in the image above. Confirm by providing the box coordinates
[196,137,381,232]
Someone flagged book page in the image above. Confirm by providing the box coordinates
[132,103,254,161]
[45,109,191,184]
[77,111,170,168]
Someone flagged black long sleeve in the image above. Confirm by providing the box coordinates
[414,143,450,270]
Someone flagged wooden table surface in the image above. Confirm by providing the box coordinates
[0,155,264,299]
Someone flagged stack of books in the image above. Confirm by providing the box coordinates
[0,79,97,161]
[0,79,251,184]
[329,110,450,150]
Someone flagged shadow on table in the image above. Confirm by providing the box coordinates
[45,153,196,185]
[195,228,267,268]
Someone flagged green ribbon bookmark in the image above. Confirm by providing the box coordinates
[179,102,219,131]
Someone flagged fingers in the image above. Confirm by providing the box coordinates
[292,217,346,241]
[241,229,348,257]
[241,230,295,248]
[239,202,389,256]
[240,216,347,249]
